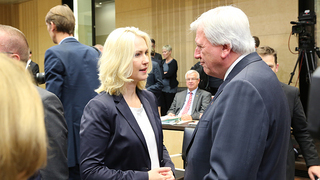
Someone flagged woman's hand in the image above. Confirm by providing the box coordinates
[148,167,174,180]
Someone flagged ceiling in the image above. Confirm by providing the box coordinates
[0,0,30,4]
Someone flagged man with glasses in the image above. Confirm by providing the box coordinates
[0,24,68,180]
[167,70,211,120]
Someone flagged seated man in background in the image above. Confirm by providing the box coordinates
[257,46,320,180]
[167,70,211,120]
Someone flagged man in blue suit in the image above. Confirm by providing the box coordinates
[184,6,291,180]
[44,5,100,180]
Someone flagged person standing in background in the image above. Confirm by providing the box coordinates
[253,36,260,49]
[191,61,223,96]
[161,44,178,116]
[257,46,320,180]
[26,50,40,81]
[44,5,100,180]
[151,38,163,66]
[146,49,164,114]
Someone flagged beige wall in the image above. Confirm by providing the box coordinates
[116,0,300,87]
[0,0,315,88]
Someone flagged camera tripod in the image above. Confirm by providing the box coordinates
[288,47,317,85]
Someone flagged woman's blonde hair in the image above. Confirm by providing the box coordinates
[0,54,47,180]
[96,27,152,95]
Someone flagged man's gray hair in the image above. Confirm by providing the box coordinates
[190,6,255,55]
[185,69,200,79]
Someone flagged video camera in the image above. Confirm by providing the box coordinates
[34,72,46,85]
[290,10,316,50]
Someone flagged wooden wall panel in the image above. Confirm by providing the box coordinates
[116,0,300,87]
[0,4,19,28]
[0,0,304,88]
[151,0,233,86]
[237,0,299,84]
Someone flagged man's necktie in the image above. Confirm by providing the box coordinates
[182,92,192,115]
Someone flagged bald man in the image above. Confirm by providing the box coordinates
[0,24,68,180]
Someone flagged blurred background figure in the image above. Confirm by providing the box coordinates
[80,27,174,180]
[93,44,103,53]
[161,44,178,116]
[26,50,40,83]
[191,61,223,96]
[146,48,163,115]
[0,54,47,180]
[253,36,260,49]
[151,38,163,64]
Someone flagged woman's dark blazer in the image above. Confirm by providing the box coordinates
[163,59,179,89]
[80,89,174,180]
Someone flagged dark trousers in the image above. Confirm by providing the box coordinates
[161,92,176,116]
[69,164,81,180]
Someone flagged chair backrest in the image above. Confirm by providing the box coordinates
[182,127,195,168]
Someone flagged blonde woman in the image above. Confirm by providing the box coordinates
[80,27,175,180]
[0,54,47,180]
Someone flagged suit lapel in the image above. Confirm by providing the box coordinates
[114,94,149,152]
[186,52,262,155]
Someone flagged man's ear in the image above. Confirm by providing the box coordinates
[49,22,56,32]
[10,53,21,61]
[275,63,279,73]
[221,44,231,59]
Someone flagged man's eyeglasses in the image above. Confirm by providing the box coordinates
[186,78,198,81]
[1,52,14,54]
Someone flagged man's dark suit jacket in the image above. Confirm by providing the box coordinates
[281,82,320,180]
[146,60,163,105]
[153,53,164,75]
[36,86,68,180]
[27,60,39,75]
[44,37,100,167]
[80,90,174,180]
[167,88,211,120]
[184,52,291,180]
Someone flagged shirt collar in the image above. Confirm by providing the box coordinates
[26,59,31,69]
[224,53,248,80]
[187,87,198,95]
[59,36,76,45]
